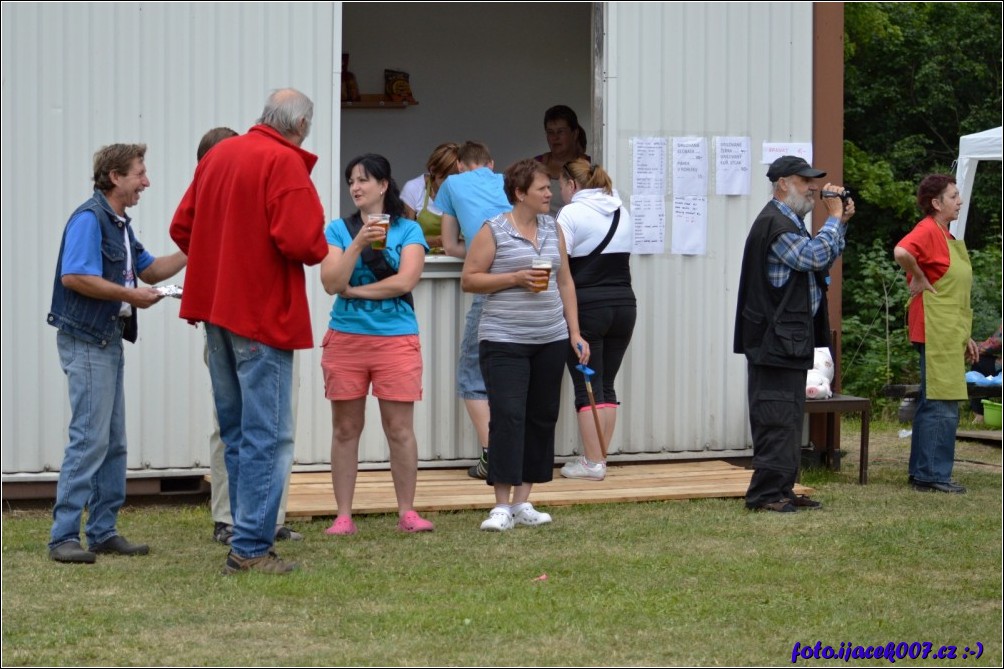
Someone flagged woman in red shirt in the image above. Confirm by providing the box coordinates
[894,174,979,494]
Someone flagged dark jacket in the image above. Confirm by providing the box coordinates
[733,201,830,369]
[47,190,145,346]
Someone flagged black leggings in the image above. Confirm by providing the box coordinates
[565,303,637,410]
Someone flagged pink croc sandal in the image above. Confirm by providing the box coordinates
[324,516,358,536]
[397,510,434,533]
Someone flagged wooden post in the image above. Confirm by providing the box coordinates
[810,2,847,459]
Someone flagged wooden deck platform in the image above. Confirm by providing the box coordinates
[957,429,1003,445]
[281,460,813,520]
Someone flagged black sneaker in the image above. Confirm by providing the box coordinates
[275,526,304,541]
[787,494,822,510]
[90,535,149,556]
[911,479,966,494]
[746,499,797,513]
[49,540,97,564]
[467,449,488,480]
[213,522,234,545]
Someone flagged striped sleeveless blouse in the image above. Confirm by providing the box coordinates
[478,212,568,344]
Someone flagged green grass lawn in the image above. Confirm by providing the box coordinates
[2,421,1001,666]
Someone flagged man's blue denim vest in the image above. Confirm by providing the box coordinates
[47,190,146,347]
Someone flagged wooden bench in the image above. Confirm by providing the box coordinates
[804,393,871,484]
[883,383,1003,445]
[883,383,1002,401]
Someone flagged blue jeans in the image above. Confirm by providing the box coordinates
[205,324,294,559]
[50,329,128,549]
[456,295,487,400]
[910,344,959,484]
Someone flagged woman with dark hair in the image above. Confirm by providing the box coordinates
[556,158,636,480]
[533,105,590,216]
[401,142,460,252]
[461,158,589,531]
[320,154,434,534]
[894,174,980,494]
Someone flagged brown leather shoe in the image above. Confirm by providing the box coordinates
[222,549,298,575]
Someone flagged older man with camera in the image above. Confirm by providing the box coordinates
[733,155,855,513]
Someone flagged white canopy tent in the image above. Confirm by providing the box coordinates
[950,126,1003,240]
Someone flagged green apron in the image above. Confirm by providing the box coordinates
[920,237,972,400]
[416,177,443,238]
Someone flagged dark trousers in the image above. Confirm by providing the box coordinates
[745,362,807,507]
[565,303,637,409]
[479,339,568,486]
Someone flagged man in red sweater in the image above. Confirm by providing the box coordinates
[171,89,328,575]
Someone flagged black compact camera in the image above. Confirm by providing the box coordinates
[820,188,852,201]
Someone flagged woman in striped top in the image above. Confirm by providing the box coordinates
[461,159,590,532]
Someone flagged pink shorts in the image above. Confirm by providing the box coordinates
[321,330,423,402]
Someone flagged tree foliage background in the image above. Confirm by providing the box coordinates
[840,2,1002,406]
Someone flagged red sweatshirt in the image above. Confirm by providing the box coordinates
[171,124,328,350]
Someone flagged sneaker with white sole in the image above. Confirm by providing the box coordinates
[560,457,606,481]
[467,449,488,480]
[511,502,552,527]
[480,506,514,532]
[212,522,234,545]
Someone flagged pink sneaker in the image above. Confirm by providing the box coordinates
[324,516,357,536]
[397,510,434,533]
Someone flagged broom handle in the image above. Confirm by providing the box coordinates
[577,343,609,460]
[585,381,608,460]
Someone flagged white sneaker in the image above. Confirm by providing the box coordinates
[511,503,552,527]
[480,507,514,532]
[560,457,606,481]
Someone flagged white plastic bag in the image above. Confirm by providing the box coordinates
[813,347,834,382]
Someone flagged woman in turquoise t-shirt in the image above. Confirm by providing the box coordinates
[320,153,433,535]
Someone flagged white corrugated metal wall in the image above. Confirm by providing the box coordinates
[1,1,815,480]
[602,2,815,458]
[1,1,340,477]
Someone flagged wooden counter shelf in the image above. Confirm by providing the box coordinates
[342,94,419,109]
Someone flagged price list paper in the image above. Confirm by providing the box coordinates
[715,136,751,195]
[631,194,666,255]
[671,196,708,255]
[672,137,708,197]
[670,137,709,255]
[630,137,668,254]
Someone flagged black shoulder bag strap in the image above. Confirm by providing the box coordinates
[343,214,415,310]
[587,208,621,258]
[568,208,621,276]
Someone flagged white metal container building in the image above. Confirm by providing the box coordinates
[1,2,842,493]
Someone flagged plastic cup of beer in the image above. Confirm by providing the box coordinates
[531,257,552,293]
[368,213,391,250]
